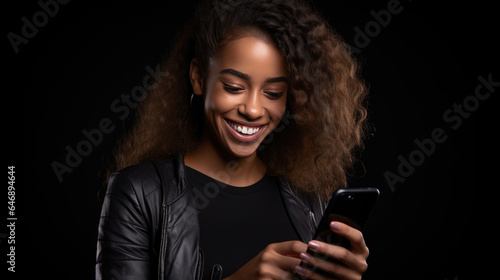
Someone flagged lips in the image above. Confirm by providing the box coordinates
[224,119,266,143]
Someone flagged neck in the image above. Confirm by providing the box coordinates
[184,134,266,187]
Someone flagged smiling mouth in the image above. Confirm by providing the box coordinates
[225,119,265,136]
[228,123,260,135]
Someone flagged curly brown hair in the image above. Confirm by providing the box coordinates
[111,0,368,200]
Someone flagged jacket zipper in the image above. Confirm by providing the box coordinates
[196,249,205,280]
[158,204,168,280]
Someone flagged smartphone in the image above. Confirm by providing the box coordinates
[312,187,379,247]
[300,188,379,276]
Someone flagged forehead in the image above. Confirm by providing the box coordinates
[209,35,286,79]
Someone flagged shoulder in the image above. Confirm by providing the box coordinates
[106,155,185,204]
[107,161,161,199]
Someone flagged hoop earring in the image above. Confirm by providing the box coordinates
[190,92,195,108]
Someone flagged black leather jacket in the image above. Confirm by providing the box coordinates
[96,155,325,280]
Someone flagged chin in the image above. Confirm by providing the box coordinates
[225,141,261,159]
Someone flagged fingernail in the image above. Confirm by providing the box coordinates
[294,265,307,275]
[330,221,341,230]
[299,252,310,262]
[308,241,320,251]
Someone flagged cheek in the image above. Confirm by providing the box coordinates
[204,87,235,120]
[268,99,287,127]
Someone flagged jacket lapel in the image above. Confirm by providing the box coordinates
[277,177,325,243]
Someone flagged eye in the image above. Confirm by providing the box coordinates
[222,83,243,93]
[265,91,284,100]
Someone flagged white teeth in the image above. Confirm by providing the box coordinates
[229,122,260,135]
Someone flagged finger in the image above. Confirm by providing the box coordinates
[269,253,302,273]
[307,240,367,273]
[259,263,297,280]
[254,264,294,280]
[271,240,308,257]
[294,264,340,280]
[299,252,359,279]
[264,242,307,274]
[329,222,369,257]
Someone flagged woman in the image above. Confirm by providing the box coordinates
[96,0,369,279]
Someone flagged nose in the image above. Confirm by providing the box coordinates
[238,90,265,120]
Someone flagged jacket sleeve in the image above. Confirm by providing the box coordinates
[96,171,156,280]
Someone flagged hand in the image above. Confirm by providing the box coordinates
[224,240,308,280]
[294,222,369,280]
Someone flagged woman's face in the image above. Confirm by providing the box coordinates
[195,35,288,159]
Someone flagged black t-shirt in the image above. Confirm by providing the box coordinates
[185,166,300,279]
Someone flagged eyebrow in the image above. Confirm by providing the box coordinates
[219,68,287,83]
[264,76,288,83]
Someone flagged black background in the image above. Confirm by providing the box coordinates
[5,0,498,279]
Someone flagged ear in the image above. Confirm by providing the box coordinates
[189,58,204,96]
